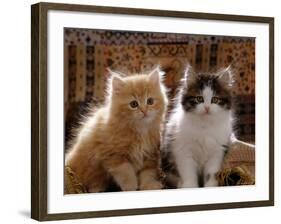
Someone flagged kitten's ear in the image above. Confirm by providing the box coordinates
[148,66,164,85]
[217,66,235,87]
[111,73,125,93]
[111,75,125,94]
[182,63,196,84]
[107,68,126,93]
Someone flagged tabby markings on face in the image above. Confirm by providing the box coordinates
[181,74,232,114]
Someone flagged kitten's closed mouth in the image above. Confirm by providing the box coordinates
[142,115,153,123]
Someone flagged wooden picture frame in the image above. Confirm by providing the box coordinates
[31,2,274,221]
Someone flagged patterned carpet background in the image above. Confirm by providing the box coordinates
[64,28,255,144]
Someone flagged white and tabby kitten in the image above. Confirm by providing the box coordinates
[163,66,234,188]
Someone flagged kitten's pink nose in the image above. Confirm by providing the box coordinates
[140,108,147,117]
[204,106,210,113]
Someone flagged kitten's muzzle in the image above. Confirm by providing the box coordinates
[204,106,210,114]
[139,108,148,117]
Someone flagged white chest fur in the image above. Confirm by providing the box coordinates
[172,108,232,168]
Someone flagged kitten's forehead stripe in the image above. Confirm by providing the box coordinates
[197,74,217,90]
[202,87,213,104]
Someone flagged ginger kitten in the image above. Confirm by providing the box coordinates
[163,66,234,188]
[65,67,168,192]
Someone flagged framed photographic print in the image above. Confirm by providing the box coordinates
[31,2,274,221]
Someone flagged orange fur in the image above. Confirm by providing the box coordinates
[65,68,168,192]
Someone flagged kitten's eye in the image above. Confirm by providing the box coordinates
[129,100,139,108]
[147,97,154,105]
[211,97,219,104]
[196,96,204,103]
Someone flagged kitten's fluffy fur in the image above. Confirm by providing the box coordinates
[163,66,234,188]
[66,67,168,192]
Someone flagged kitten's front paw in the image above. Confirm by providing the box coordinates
[120,178,138,191]
[204,173,219,187]
[179,180,199,188]
[204,179,218,187]
[140,180,163,190]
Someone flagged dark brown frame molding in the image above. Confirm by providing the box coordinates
[31,2,274,221]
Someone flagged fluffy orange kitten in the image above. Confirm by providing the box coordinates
[65,67,168,192]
